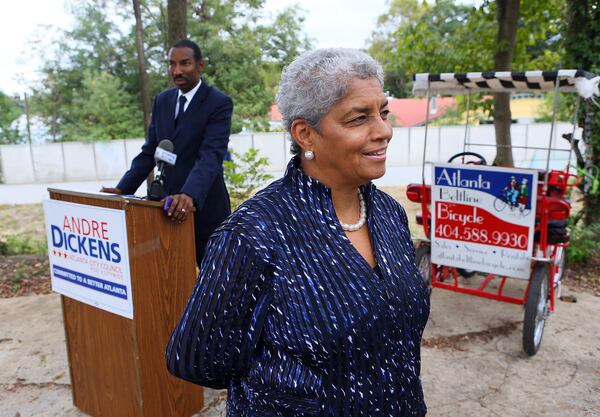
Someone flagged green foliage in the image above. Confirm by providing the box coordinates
[67,71,144,141]
[567,220,600,264]
[536,93,578,123]
[369,0,564,100]
[0,235,47,256]
[223,148,273,210]
[189,1,311,132]
[369,0,487,98]
[11,268,26,287]
[30,0,311,140]
[0,92,24,144]
[568,165,600,226]
[31,0,142,141]
[562,0,600,225]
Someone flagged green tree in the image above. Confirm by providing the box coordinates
[564,0,600,225]
[31,0,310,140]
[492,0,520,166]
[188,1,311,132]
[368,0,476,98]
[368,0,565,164]
[224,148,273,209]
[132,0,152,133]
[370,0,564,98]
[32,0,142,141]
[0,92,24,144]
[168,0,187,46]
[67,71,144,141]
[536,92,576,122]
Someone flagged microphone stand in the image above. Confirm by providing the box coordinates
[147,164,167,201]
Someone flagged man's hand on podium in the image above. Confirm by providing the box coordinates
[100,186,123,194]
[164,193,193,223]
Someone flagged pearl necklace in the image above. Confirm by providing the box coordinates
[341,191,367,232]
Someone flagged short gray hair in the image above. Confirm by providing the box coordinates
[276,48,384,155]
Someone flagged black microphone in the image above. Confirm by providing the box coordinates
[147,139,177,201]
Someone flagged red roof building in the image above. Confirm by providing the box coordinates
[270,104,282,123]
[387,97,457,127]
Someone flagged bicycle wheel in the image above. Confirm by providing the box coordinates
[523,263,550,356]
[493,197,507,212]
[415,245,432,296]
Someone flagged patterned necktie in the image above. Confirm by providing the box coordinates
[175,95,187,127]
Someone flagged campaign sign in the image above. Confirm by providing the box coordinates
[43,200,133,318]
[431,163,538,279]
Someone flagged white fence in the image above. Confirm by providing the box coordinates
[0,123,577,185]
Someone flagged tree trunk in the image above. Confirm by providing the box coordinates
[167,0,187,47]
[565,0,588,59]
[565,0,600,226]
[492,0,520,166]
[132,0,151,135]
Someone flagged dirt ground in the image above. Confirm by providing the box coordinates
[2,285,599,417]
[0,203,46,238]
[2,187,598,298]
[0,188,419,297]
[1,188,600,417]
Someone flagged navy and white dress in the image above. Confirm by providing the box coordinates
[167,157,430,416]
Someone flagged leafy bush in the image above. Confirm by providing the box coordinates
[0,234,47,256]
[567,221,600,264]
[224,148,274,210]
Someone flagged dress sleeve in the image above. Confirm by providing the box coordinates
[166,229,273,388]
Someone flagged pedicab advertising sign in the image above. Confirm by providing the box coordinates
[43,200,133,318]
[431,163,538,279]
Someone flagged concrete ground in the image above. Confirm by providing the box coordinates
[1,282,598,417]
[0,181,111,205]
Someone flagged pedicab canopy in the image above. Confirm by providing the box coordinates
[413,70,599,99]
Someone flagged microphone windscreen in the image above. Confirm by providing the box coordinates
[155,139,177,166]
[158,139,174,152]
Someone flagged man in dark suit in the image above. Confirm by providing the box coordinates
[101,39,232,266]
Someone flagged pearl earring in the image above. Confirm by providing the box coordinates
[304,150,315,160]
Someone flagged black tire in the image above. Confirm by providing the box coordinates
[548,230,570,244]
[457,268,476,278]
[534,230,570,244]
[415,245,432,296]
[523,263,550,356]
[548,220,568,229]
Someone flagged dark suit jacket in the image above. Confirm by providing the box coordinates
[117,81,233,254]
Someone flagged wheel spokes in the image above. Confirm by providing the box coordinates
[534,278,548,344]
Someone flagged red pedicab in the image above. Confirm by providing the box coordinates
[406,70,599,355]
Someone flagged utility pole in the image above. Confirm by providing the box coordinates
[18,92,37,182]
[23,92,33,145]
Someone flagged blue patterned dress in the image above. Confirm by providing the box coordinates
[167,157,430,416]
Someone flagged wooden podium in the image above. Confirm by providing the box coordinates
[48,189,204,417]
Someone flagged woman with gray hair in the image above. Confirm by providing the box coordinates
[167,48,430,416]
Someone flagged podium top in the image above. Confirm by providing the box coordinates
[47,188,163,208]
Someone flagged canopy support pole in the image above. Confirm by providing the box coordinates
[421,84,432,184]
[463,92,472,156]
[544,75,562,191]
[566,98,581,172]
